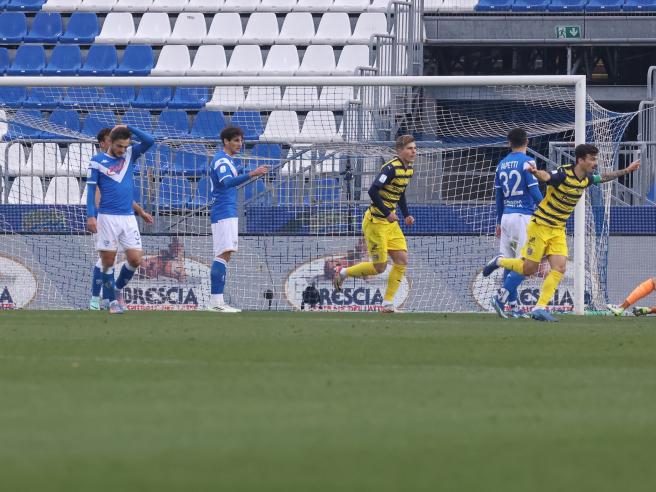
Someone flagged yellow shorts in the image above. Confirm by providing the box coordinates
[362,210,407,264]
[521,219,568,263]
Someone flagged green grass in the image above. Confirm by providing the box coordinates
[1,312,656,492]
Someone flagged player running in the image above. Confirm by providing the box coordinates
[482,144,640,322]
[491,128,544,318]
[333,135,416,313]
[608,278,656,316]
[86,125,155,314]
[207,126,268,313]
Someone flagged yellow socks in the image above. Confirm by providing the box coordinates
[346,262,378,278]
[384,264,407,302]
[536,270,563,308]
[498,257,525,275]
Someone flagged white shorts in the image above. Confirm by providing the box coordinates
[499,213,531,258]
[212,218,238,257]
[95,214,142,252]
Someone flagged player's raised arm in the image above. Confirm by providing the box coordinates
[526,163,552,182]
[125,125,155,157]
[598,159,640,183]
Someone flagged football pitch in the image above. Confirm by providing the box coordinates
[1,311,655,492]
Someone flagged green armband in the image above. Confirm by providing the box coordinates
[593,174,602,185]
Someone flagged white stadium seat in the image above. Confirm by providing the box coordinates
[187,45,226,75]
[368,0,391,11]
[133,13,171,44]
[152,45,191,76]
[0,143,27,177]
[78,0,117,11]
[206,86,245,111]
[298,111,340,143]
[260,111,300,142]
[186,0,224,11]
[79,184,88,205]
[170,12,207,44]
[205,13,242,45]
[258,0,297,12]
[28,143,61,177]
[114,0,154,12]
[280,86,319,111]
[440,0,477,11]
[331,0,371,12]
[7,177,44,204]
[43,0,83,11]
[223,0,260,11]
[224,45,263,75]
[243,86,282,110]
[241,13,279,45]
[333,45,370,74]
[350,13,388,44]
[62,143,94,177]
[96,13,136,44]
[296,45,335,75]
[277,13,314,45]
[313,13,351,45]
[318,86,353,110]
[156,0,190,11]
[44,177,81,205]
[295,0,333,11]
[261,45,299,75]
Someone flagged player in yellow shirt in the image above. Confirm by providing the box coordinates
[333,135,416,313]
[482,143,640,322]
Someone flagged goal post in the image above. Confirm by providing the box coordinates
[0,75,627,314]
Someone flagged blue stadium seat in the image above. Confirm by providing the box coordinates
[0,86,26,108]
[43,109,81,139]
[511,0,550,10]
[547,0,586,10]
[159,176,192,210]
[244,178,266,203]
[24,12,62,43]
[23,87,65,110]
[115,45,153,76]
[6,45,46,75]
[190,110,226,139]
[132,87,172,109]
[122,109,154,133]
[0,47,9,74]
[251,143,281,166]
[97,87,136,107]
[188,176,211,208]
[0,12,26,43]
[63,87,101,109]
[43,45,81,76]
[313,177,341,204]
[142,144,171,173]
[168,87,210,110]
[79,45,117,76]
[6,0,46,10]
[624,0,656,9]
[232,111,264,141]
[82,110,117,137]
[154,110,190,138]
[4,109,44,140]
[475,0,514,10]
[170,149,209,177]
[59,12,98,43]
[585,0,624,10]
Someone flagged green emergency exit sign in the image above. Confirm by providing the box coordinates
[556,25,582,39]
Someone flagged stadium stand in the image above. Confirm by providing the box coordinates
[224,45,263,76]
[242,12,279,44]
[7,0,46,10]
[261,45,300,75]
[168,87,210,109]
[43,45,81,75]
[169,12,206,44]
[7,45,46,75]
[190,110,227,139]
[0,86,26,108]
[243,86,282,110]
[44,177,80,204]
[114,45,153,76]
[151,45,191,76]
[24,11,61,42]
[0,12,27,42]
[277,12,314,44]
[95,12,135,44]
[154,110,190,138]
[79,45,118,76]
[206,86,245,111]
[133,12,171,44]
[297,45,335,75]
[59,12,98,43]
[24,87,65,109]
[314,13,352,45]
[205,13,242,44]
[7,176,44,204]
[187,45,226,75]
[42,0,81,11]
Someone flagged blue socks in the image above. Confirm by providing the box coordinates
[102,267,115,302]
[116,263,137,290]
[503,271,525,304]
[211,258,227,295]
[91,259,103,297]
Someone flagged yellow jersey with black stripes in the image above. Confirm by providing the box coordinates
[368,157,414,220]
[532,164,598,228]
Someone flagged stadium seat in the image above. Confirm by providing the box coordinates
[475,0,514,10]
[298,111,340,143]
[318,85,353,110]
[314,13,352,45]
[0,142,27,176]
[170,12,206,44]
[0,87,27,108]
[205,13,242,44]
[7,177,44,204]
[511,0,550,10]
[190,110,227,139]
[231,111,264,140]
[28,143,61,176]
[188,175,211,207]
[63,143,94,177]
[331,0,370,12]
[159,176,192,210]
[132,87,172,109]
[241,12,279,44]
[45,109,81,139]
[82,110,117,137]
[122,109,154,133]
[79,44,118,76]
[170,149,208,176]
[154,110,189,138]
[258,0,298,11]
[4,109,45,140]
[23,87,65,110]
[157,0,190,11]
[168,87,210,109]
[313,177,340,203]
[7,45,46,75]
[261,45,299,75]
[114,0,154,11]
[280,86,319,110]
[251,142,281,164]
[78,0,117,10]
[151,45,191,76]
[243,86,282,110]
[333,45,370,74]
[97,86,136,107]
[585,0,624,10]
[59,12,98,43]
[224,45,262,76]
[43,45,81,76]
[115,45,153,76]
[6,0,46,10]
[368,0,391,11]
[350,13,387,44]
[185,0,221,12]
[44,177,80,204]
[624,0,656,10]
[294,0,333,11]
[547,0,585,10]
[0,12,27,43]
[277,13,314,45]
[43,0,82,11]
[187,45,226,75]
[143,144,171,173]
[24,12,62,43]
[440,0,478,10]
[63,87,101,108]
[223,0,260,11]
[296,45,335,75]
[95,12,135,44]
[133,12,171,44]
[260,110,300,142]
[0,47,8,74]
[205,86,245,111]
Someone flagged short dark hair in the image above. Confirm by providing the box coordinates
[395,134,415,150]
[110,127,131,142]
[220,126,244,145]
[97,127,111,144]
[507,128,528,148]
[575,143,599,163]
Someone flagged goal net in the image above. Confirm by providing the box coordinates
[0,77,634,312]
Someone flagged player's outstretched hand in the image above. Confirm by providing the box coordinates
[386,212,399,223]
[87,217,97,233]
[141,212,154,225]
[249,165,269,178]
[526,164,538,175]
[627,159,641,173]
[405,216,415,226]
